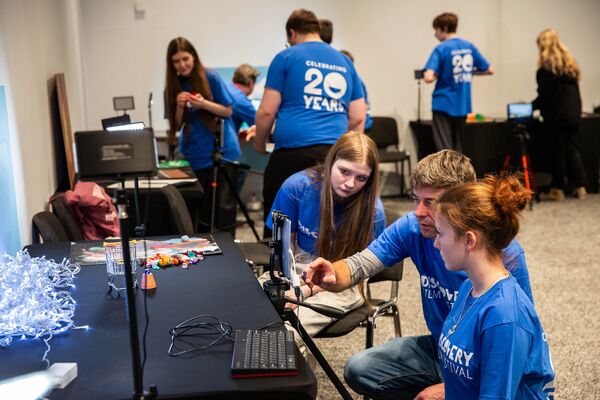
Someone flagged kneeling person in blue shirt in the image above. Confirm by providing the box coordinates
[304,150,534,399]
[434,175,554,399]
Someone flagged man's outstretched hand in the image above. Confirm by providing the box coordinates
[303,257,337,289]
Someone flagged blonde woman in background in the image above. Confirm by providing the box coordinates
[532,29,587,201]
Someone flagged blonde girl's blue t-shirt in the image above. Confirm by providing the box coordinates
[179,69,240,170]
[266,170,385,255]
[438,276,555,399]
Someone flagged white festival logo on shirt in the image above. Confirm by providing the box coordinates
[304,66,348,112]
[451,51,474,83]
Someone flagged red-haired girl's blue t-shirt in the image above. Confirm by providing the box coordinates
[439,276,555,399]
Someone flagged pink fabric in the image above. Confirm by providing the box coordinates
[64,182,120,240]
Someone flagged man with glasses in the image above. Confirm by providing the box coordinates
[254,8,366,236]
[304,150,533,400]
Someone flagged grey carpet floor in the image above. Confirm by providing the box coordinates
[236,194,600,399]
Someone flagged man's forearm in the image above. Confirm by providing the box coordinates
[345,248,385,285]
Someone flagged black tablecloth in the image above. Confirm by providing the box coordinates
[410,116,600,193]
[3,234,316,399]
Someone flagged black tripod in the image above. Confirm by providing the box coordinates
[264,212,354,400]
[501,123,538,210]
[114,189,157,399]
[202,118,260,240]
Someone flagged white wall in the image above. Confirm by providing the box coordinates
[2,0,600,245]
[79,0,600,152]
[0,0,85,246]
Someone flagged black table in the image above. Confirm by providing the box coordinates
[410,115,600,193]
[2,233,316,399]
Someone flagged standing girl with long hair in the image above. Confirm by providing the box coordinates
[434,175,554,399]
[165,37,240,233]
[266,131,385,336]
[532,29,587,201]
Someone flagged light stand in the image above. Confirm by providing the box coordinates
[263,212,353,400]
[74,129,159,399]
[414,69,425,122]
[206,118,260,240]
[147,92,153,129]
[115,189,157,400]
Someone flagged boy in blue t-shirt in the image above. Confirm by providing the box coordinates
[423,12,493,152]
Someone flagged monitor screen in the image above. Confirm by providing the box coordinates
[507,103,533,122]
[74,128,158,179]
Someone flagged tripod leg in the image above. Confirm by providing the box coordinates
[221,168,260,241]
[284,310,354,400]
[210,165,218,233]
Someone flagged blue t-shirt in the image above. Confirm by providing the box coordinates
[179,69,240,170]
[367,212,533,340]
[361,79,373,131]
[424,38,490,117]
[265,42,365,150]
[266,170,385,255]
[225,81,256,133]
[439,276,555,400]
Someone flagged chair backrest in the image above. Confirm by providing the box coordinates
[161,184,194,235]
[32,211,70,244]
[369,116,399,149]
[368,261,404,284]
[383,206,402,227]
[51,194,83,241]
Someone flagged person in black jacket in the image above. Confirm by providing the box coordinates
[532,29,587,200]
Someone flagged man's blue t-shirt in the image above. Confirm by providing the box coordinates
[265,42,364,150]
[439,276,555,400]
[266,170,385,255]
[179,69,240,170]
[367,212,533,340]
[424,38,490,117]
[225,81,256,133]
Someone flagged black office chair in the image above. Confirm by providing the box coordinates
[161,184,195,235]
[314,262,403,348]
[369,116,412,196]
[50,194,83,241]
[314,208,403,348]
[161,184,270,272]
[32,211,70,244]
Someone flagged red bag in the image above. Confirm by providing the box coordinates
[64,182,120,240]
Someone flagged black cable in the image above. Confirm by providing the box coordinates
[168,314,234,357]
